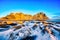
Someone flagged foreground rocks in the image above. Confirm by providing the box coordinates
[0,21,60,40]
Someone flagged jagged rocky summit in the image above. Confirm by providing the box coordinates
[0,12,49,24]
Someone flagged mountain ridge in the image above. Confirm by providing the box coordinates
[0,12,49,24]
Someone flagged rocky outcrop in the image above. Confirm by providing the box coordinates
[0,12,49,24]
[33,12,49,21]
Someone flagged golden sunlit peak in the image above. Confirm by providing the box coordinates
[9,12,23,15]
[10,12,15,15]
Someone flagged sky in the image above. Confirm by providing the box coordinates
[0,0,60,18]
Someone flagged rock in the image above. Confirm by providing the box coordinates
[0,12,49,24]
[33,12,49,21]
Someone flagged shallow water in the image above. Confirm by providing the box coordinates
[0,21,60,40]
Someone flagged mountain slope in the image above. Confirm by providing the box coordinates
[0,12,49,24]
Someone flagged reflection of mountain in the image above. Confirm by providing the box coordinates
[0,12,49,24]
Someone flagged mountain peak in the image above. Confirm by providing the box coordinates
[0,12,49,24]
